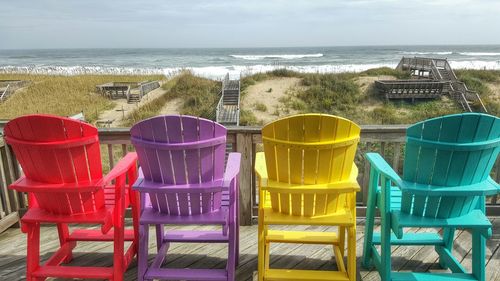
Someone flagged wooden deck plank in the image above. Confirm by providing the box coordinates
[0,218,498,281]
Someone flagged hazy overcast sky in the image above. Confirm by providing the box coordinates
[1,0,499,49]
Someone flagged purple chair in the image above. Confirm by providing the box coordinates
[131,115,241,281]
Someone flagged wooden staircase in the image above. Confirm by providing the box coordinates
[396,57,487,113]
[127,92,140,103]
[216,74,241,126]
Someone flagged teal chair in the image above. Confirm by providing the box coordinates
[362,113,500,281]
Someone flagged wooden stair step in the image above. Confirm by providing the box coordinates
[265,269,349,281]
[266,230,339,244]
[164,230,229,243]
[145,268,227,281]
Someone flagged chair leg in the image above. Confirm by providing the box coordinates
[227,222,237,281]
[257,218,265,281]
[472,229,486,281]
[26,222,41,281]
[130,189,141,252]
[347,226,356,281]
[235,215,240,267]
[338,226,346,257]
[56,223,73,263]
[438,227,455,269]
[113,223,125,281]
[155,224,164,252]
[264,238,270,271]
[138,224,149,281]
[362,169,378,268]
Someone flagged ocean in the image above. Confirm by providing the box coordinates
[1,45,500,79]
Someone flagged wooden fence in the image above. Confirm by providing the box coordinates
[1,125,499,231]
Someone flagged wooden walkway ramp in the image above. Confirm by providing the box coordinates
[376,57,487,112]
[216,74,240,126]
[96,81,160,104]
[0,80,30,103]
[0,218,498,280]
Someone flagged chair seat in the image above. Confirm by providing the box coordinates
[262,207,354,226]
[21,206,112,224]
[140,206,228,225]
[376,185,403,211]
[10,176,104,192]
[261,190,355,226]
[392,209,492,229]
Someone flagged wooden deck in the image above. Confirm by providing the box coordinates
[0,218,498,280]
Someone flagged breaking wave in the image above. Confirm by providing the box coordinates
[401,51,453,55]
[1,60,499,80]
[230,53,323,60]
[458,52,500,56]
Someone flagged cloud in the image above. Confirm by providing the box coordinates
[0,0,499,48]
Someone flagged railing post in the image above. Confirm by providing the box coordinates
[236,132,253,225]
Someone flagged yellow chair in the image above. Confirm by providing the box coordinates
[255,114,360,281]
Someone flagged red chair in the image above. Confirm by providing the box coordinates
[4,114,140,281]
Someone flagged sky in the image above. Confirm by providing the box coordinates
[1,0,500,49]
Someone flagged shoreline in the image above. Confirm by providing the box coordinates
[1,61,500,80]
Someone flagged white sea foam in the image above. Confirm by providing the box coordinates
[401,51,453,55]
[448,60,500,69]
[230,53,323,60]
[1,60,499,80]
[458,52,500,56]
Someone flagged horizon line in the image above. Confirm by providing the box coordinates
[2,43,500,51]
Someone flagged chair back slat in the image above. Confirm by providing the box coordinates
[191,193,202,215]
[262,114,360,216]
[4,114,104,215]
[131,115,227,216]
[401,113,500,218]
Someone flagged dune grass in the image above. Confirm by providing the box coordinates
[122,72,220,126]
[360,67,411,79]
[168,72,220,118]
[455,69,500,115]
[0,74,164,123]
[240,68,473,125]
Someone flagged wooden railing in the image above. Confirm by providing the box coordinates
[0,125,499,231]
[138,81,160,99]
[0,84,10,102]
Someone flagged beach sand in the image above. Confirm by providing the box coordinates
[159,97,183,115]
[241,77,303,124]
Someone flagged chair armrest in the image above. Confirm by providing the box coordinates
[102,152,138,185]
[223,152,241,189]
[365,152,402,185]
[399,177,499,196]
[102,152,138,233]
[255,152,268,187]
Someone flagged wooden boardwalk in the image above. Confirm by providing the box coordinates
[0,218,498,280]
[216,74,241,126]
[376,57,488,112]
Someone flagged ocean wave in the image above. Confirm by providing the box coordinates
[230,53,323,60]
[458,52,500,56]
[401,51,453,55]
[1,60,499,79]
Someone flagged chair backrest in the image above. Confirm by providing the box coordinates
[401,113,500,218]
[131,115,226,215]
[4,114,104,214]
[261,114,360,216]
